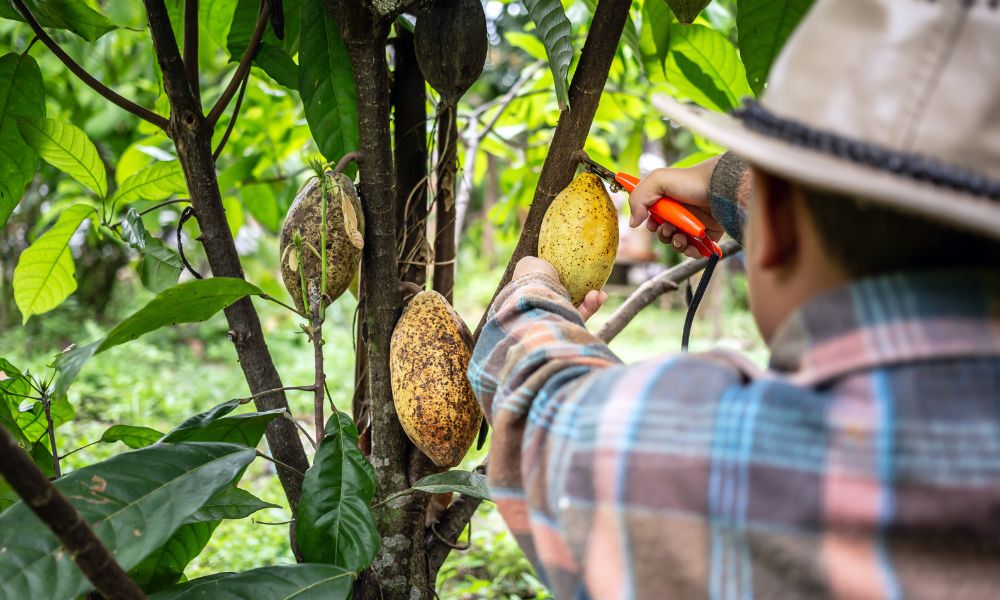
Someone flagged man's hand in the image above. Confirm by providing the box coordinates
[628,157,724,258]
[513,257,608,322]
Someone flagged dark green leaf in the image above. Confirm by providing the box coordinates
[0,480,17,513]
[0,0,116,41]
[16,117,107,197]
[97,278,262,352]
[121,209,182,293]
[0,52,44,227]
[185,485,279,523]
[298,0,359,170]
[664,24,753,112]
[296,412,379,571]
[411,470,492,501]
[130,521,220,593]
[52,340,100,398]
[737,0,813,94]
[12,204,95,323]
[0,442,256,599]
[521,0,574,110]
[255,42,299,89]
[101,424,165,449]
[149,564,355,600]
[162,410,284,447]
[228,0,301,60]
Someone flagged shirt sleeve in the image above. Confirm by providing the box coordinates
[708,152,752,246]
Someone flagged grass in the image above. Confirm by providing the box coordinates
[0,249,764,598]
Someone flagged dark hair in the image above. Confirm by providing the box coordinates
[801,187,1000,277]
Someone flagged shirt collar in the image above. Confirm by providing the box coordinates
[768,269,1000,385]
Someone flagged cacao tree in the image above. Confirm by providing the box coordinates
[0,0,811,597]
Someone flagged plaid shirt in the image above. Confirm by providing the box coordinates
[469,268,1000,599]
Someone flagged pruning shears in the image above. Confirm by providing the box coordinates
[576,151,723,259]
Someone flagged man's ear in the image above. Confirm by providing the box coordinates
[748,168,799,270]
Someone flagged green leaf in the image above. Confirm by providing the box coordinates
[521,0,574,110]
[228,0,301,64]
[0,52,44,227]
[52,340,100,398]
[130,521,220,593]
[0,480,18,513]
[120,208,182,293]
[255,42,299,89]
[298,0,359,169]
[737,0,813,94]
[0,442,256,599]
[296,411,379,572]
[0,358,53,477]
[0,0,116,41]
[200,0,240,49]
[149,564,355,600]
[241,182,281,231]
[101,423,165,449]
[12,204,94,323]
[97,278,262,352]
[160,397,282,448]
[639,0,673,83]
[13,395,74,449]
[411,470,492,501]
[664,24,753,112]
[16,117,107,197]
[184,485,279,523]
[110,161,187,209]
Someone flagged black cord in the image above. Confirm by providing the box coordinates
[177,206,204,279]
[681,253,720,352]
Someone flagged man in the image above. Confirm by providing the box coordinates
[469,0,1000,598]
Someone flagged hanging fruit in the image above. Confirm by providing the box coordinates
[538,172,619,305]
[279,171,364,311]
[665,0,712,24]
[414,0,489,106]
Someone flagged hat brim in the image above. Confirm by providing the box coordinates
[653,95,1000,241]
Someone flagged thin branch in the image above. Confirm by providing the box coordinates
[234,385,317,404]
[207,1,269,127]
[259,293,308,318]
[308,282,326,445]
[212,70,250,160]
[11,0,168,130]
[333,151,361,175]
[0,426,148,599]
[183,0,200,106]
[60,440,101,459]
[595,239,741,343]
[256,450,306,477]
[282,412,316,450]
[43,393,61,479]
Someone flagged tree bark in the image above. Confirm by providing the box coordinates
[431,104,458,303]
[472,0,633,339]
[0,427,147,599]
[431,0,634,569]
[325,3,431,598]
[143,0,308,511]
[393,27,430,287]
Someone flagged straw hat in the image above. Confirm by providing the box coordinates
[654,0,1000,241]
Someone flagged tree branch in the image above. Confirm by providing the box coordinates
[144,0,309,511]
[596,239,741,342]
[11,0,168,130]
[212,70,250,160]
[472,0,634,340]
[0,426,147,600]
[183,0,200,107]
[206,1,269,128]
[309,282,327,444]
[431,104,457,303]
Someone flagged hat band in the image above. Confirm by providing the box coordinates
[732,100,1000,201]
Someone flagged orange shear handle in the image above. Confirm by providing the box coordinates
[615,173,723,258]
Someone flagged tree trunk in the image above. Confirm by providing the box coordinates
[143,0,308,512]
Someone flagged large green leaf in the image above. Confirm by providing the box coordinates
[228,0,301,72]
[639,0,673,83]
[101,423,165,449]
[411,470,492,501]
[162,410,284,447]
[98,278,262,352]
[737,0,813,94]
[0,0,116,41]
[521,0,574,110]
[120,208,182,293]
[296,412,379,572]
[298,0,358,168]
[131,521,219,593]
[664,24,753,112]
[0,442,256,599]
[200,0,240,49]
[110,160,187,209]
[255,42,299,89]
[16,117,107,197]
[149,564,355,600]
[12,204,94,323]
[184,485,279,523]
[0,52,44,227]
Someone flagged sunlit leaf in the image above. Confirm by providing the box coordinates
[12,204,94,323]
[296,411,379,572]
[16,118,107,197]
[298,0,359,171]
[110,161,187,209]
[664,24,753,112]
[0,0,116,41]
[738,0,813,94]
[101,423,165,449]
[639,0,672,83]
[521,0,574,110]
[0,52,44,227]
[149,564,355,600]
[0,443,256,599]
